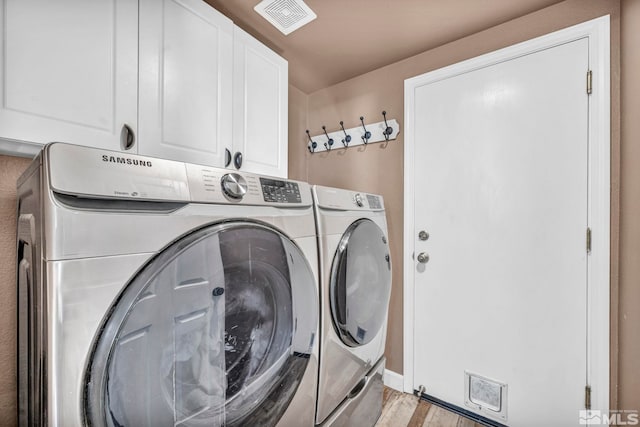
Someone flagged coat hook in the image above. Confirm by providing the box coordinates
[322,126,334,151]
[360,116,371,144]
[340,121,351,147]
[306,130,317,153]
[382,110,393,141]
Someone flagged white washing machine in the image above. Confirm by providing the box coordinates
[16,143,319,426]
[312,185,392,427]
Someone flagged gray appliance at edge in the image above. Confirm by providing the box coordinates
[312,185,392,427]
[16,143,319,426]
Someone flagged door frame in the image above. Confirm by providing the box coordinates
[403,15,610,413]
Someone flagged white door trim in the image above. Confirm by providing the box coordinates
[403,15,610,413]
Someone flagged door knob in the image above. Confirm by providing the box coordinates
[418,231,429,241]
[417,252,429,264]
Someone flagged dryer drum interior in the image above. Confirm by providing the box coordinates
[83,222,316,427]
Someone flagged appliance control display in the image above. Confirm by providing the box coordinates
[260,178,301,203]
[367,194,382,209]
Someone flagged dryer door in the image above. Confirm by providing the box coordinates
[84,222,318,427]
[330,218,392,347]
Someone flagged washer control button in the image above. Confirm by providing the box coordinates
[221,173,247,199]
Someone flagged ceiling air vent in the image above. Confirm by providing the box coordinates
[254,0,317,35]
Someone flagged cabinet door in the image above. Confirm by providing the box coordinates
[138,0,233,167]
[232,26,288,178]
[0,0,138,155]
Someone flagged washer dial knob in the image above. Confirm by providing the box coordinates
[354,193,364,207]
[221,173,247,199]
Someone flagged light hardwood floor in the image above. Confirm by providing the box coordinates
[377,388,484,427]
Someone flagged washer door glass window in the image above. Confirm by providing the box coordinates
[84,222,318,427]
[330,218,392,347]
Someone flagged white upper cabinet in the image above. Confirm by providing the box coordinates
[232,26,288,178]
[137,0,233,167]
[0,0,138,154]
[0,1,288,176]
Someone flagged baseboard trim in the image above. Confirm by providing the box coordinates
[383,369,403,392]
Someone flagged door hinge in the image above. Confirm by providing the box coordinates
[586,227,592,253]
[585,385,592,409]
[587,70,593,95]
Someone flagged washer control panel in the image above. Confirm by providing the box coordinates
[260,178,302,203]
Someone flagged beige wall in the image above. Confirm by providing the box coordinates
[305,92,405,372]
[618,0,640,412]
[288,84,309,182]
[0,155,31,425]
[291,0,639,409]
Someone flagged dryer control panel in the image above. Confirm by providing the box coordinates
[313,185,385,212]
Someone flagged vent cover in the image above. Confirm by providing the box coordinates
[254,0,317,35]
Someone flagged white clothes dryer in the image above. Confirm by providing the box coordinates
[16,143,319,426]
[312,185,392,427]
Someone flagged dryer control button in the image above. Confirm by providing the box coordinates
[354,193,364,207]
[221,173,247,199]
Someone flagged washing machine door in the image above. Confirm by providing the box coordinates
[84,221,318,427]
[330,218,392,347]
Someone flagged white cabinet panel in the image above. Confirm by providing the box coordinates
[0,1,289,169]
[232,26,288,178]
[138,0,233,167]
[0,0,138,152]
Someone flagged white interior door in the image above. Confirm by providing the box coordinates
[410,38,589,426]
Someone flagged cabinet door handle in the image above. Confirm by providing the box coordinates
[225,149,232,167]
[233,152,242,169]
[120,124,135,151]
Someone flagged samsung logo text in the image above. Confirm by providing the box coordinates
[102,155,152,167]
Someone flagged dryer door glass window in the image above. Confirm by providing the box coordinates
[84,222,318,427]
[330,218,392,347]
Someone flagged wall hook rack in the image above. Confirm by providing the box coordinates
[307,114,400,153]
[322,126,334,151]
[340,121,351,147]
[306,130,317,153]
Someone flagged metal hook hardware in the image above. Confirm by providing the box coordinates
[382,110,393,141]
[340,121,351,147]
[360,116,371,144]
[306,130,317,153]
[322,126,334,151]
